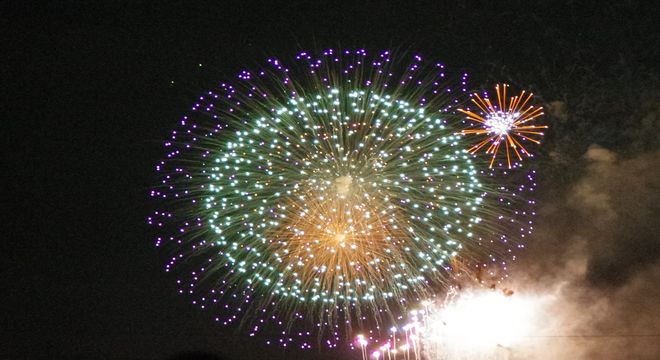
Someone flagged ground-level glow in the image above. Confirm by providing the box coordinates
[357,288,545,360]
[423,289,540,359]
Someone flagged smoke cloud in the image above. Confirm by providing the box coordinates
[507,145,660,359]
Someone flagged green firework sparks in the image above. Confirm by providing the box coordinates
[150,49,536,347]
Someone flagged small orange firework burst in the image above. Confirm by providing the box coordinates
[458,84,547,168]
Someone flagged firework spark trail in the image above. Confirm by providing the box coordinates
[149,50,538,348]
[458,84,546,169]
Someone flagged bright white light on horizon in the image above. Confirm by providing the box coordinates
[356,288,550,360]
[423,289,541,359]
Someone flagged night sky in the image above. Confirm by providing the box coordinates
[5,1,660,359]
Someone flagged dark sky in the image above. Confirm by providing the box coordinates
[4,1,659,359]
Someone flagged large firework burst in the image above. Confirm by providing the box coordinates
[149,50,535,347]
[458,84,546,168]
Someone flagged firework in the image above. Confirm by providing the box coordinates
[458,84,546,168]
[357,287,546,360]
[149,50,535,347]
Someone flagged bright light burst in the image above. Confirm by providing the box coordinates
[357,288,544,360]
[150,50,537,348]
[423,289,540,359]
[458,84,546,168]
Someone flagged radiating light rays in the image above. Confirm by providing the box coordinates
[201,88,484,325]
[150,50,540,348]
[458,84,547,168]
